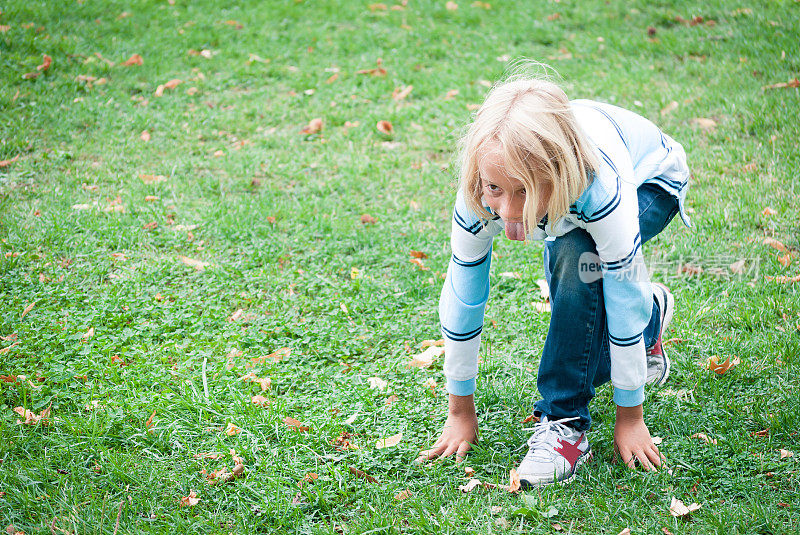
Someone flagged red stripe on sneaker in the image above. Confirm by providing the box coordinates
[555,434,585,468]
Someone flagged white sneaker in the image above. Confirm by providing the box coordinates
[516,416,591,488]
[646,283,674,386]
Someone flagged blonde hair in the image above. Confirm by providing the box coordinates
[457,66,599,230]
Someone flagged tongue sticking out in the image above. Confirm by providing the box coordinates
[504,221,526,241]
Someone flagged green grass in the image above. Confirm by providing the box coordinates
[1,0,798,533]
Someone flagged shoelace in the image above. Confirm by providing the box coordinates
[523,416,581,458]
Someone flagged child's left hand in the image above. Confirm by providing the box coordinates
[613,404,665,470]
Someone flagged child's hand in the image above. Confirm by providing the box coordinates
[613,404,664,470]
[417,393,479,463]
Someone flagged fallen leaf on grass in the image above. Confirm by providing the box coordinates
[444,89,459,100]
[765,274,800,283]
[360,214,377,225]
[392,85,413,101]
[780,449,794,459]
[690,118,717,131]
[669,497,701,517]
[0,155,20,168]
[81,327,94,341]
[241,372,271,391]
[778,253,793,267]
[394,489,412,500]
[690,433,717,445]
[660,101,678,116]
[283,417,310,432]
[508,468,521,493]
[178,255,209,271]
[13,405,50,425]
[446,1,459,10]
[140,130,151,142]
[376,120,393,136]
[407,345,444,368]
[458,478,482,493]
[122,54,143,66]
[304,472,319,482]
[0,375,18,382]
[145,410,156,433]
[251,395,269,407]
[751,428,769,437]
[300,118,323,135]
[179,491,200,507]
[522,414,540,424]
[224,423,240,436]
[763,237,788,253]
[0,342,19,355]
[652,436,663,445]
[349,466,379,483]
[368,377,388,391]
[193,452,223,460]
[21,301,36,319]
[420,339,444,349]
[155,79,182,97]
[762,78,800,90]
[334,430,359,450]
[385,394,399,406]
[422,378,437,390]
[410,258,429,270]
[356,58,386,76]
[410,250,428,259]
[6,525,24,535]
[729,259,746,274]
[375,432,403,449]
[139,173,166,184]
[706,355,740,374]
[500,271,522,279]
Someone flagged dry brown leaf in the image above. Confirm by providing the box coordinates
[444,89,459,100]
[765,274,800,283]
[706,355,740,374]
[6,525,24,535]
[392,85,413,101]
[385,394,399,406]
[13,405,50,425]
[508,468,521,493]
[81,326,94,341]
[408,345,444,368]
[283,417,310,432]
[778,253,792,267]
[446,1,459,10]
[375,432,403,449]
[660,101,678,116]
[360,214,377,225]
[422,378,437,389]
[410,258,429,271]
[228,309,244,322]
[761,206,777,216]
[0,155,20,168]
[224,423,241,436]
[356,58,387,76]
[251,395,269,407]
[410,250,428,259]
[472,1,491,7]
[21,301,36,319]
[367,376,388,391]
[394,489,412,500]
[301,118,323,135]
[618,529,631,535]
[179,491,200,507]
[0,342,19,355]
[224,20,243,29]
[193,452,223,460]
[122,54,143,66]
[368,3,387,11]
[762,78,800,90]
[669,497,701,517]
[690,118,717,131]
[376,120,393,135]
[139,173,166,184]
[349,466,379,483]
[690,432,718,445]
[458,478,482,493]
[155,79,182,97]
[145,410,156,433]
[178,255,209,271]
[763,237,788,253]
[140,130,151,142]
[420,339,444,349]
[680,263,703,276]
[779,449,793,459]
[0,375,18,382]
[729,259,746,274]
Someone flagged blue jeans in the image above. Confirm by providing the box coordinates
[534,183,680,431]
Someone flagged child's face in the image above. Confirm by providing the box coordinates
[478,148,549,241]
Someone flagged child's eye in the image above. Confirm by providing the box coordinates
[486,183,500,192]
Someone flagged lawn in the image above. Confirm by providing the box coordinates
[1,0,798,533]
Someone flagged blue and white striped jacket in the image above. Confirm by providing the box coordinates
[439,99,691,407]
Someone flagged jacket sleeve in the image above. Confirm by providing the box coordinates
[439,189,501,396]
[584,176,652,407]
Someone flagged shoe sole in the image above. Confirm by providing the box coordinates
[519,450,593,489]
[652,283,674,386]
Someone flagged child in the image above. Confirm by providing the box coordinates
[418,72,690,487]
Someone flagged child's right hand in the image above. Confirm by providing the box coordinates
[416,394,479,463]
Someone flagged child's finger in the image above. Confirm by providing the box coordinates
[644,446,663,468]
[455,441,471,463]
[634,448,654,471]
[439,442,460,459]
